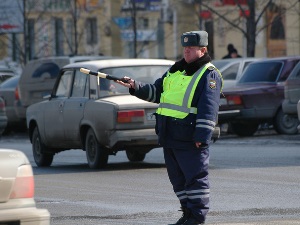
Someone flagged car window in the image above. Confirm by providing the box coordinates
[293,62,300,78]
[278,60,300,82]
[99,65,170,96]
[243,61,253,70]
[71,70,88,97]
[238,62,282,83]
[56,70,73,97]
[0,76,19,88]
[221,63,239,80]
[0,75,14,84]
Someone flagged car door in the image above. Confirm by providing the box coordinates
[44,70,73,147]
[62,69,89,145]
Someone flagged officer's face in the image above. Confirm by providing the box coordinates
[183,46,206,63]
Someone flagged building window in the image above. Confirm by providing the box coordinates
[55,18,64,56]
[28,19,35,60]
[66,19,74,55]
[86,18,98,45]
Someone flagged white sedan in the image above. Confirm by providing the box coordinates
[0,149,50,224]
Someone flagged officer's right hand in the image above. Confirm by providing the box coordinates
[116,76,135,89]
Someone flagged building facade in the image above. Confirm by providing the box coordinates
[0,0,299,65]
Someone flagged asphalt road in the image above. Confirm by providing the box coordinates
[1,131,300,225]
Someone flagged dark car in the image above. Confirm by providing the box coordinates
[0,97,7,135]
[218,56,300,136]
[26,58,175,169]
[0,76,26,133]
[282,61,300,117]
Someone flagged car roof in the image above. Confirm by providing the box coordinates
[248,56,300,64]
[63,58,175,71]
[26,55,119,64]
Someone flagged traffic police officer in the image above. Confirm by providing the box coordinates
[117,30,223,225]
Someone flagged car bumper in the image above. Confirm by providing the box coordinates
[282,99,297,115]
[0,207,50,225]
[109,128,158,148]
[218,109,241,123]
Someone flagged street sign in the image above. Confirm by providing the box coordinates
[0,0,24,33]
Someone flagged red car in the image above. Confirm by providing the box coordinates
[218,56,300,136]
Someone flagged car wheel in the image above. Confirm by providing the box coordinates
[274,108,299,134]
[229,122,259,136]
[85,128,109,169]
[126,149,146,162]
[32,127,54,167]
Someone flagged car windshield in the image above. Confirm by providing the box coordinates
[98,65,170,95]
[238,62,282,83]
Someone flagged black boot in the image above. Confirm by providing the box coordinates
[168,207,190,225]
[182,215,205,225]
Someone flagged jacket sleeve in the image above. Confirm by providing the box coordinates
[129,72,167,103]
[193,69,222,144]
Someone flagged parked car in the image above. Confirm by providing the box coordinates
[218,56,300,136]
[17,55,118,121]
[0,66,15,84]
[0,148,50,224]
[282,61,300,117]
[0,76,26,133]
[0,97,7,135]
[26,58,175,169]
[212,57,262,89]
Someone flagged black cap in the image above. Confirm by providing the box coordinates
[181,31,208,47]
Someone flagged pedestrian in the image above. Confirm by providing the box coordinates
[222,43,241,59]
[116,30,223,225]
[230,48,242,58]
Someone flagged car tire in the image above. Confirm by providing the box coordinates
[273,108,299,135]
[85,128,109,169]
[126,149,146,162]
[229,121,259,136]
[32,127,54,167]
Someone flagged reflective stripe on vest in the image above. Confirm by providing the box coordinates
[156,62,216,119]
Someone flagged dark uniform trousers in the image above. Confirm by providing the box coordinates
[163,147,210,223]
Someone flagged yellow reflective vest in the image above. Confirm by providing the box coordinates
[156,62,220,119]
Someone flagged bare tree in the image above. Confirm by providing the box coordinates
[198,0,298,57]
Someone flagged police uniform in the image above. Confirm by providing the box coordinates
[129,31,222,225]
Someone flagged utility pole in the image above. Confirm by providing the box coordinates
[131,0,137,58]
[198,0,203,30]
[23,0,28,64]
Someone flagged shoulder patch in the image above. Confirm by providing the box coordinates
[207,66,215,70]
[209,79,217,89]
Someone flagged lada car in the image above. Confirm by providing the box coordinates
[0,148,50,224]
[26,58,175,169]
[218,56,300,136]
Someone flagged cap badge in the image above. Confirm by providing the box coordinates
[184,37,188,42]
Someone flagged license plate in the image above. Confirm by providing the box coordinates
[146,113,156,121]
